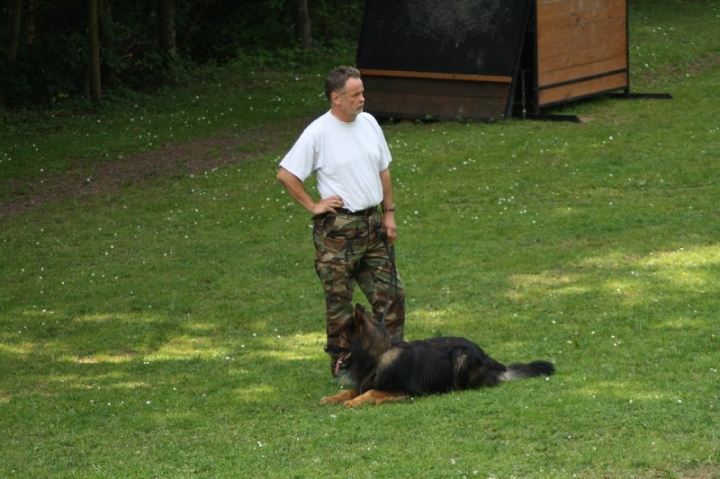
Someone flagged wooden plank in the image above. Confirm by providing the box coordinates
[538,0,624,19]
[538,47,626,73]
[538,36,626,62]
[365,92,510,120]
[360,69,512,84]
[538,72,628,106]
[538,21,627,66]
[538,7,625,31]
[537,0,624,18]
[538,16,626,46]
[363,76,511,99]
[537,56,627,87]
[538,40,627,75]
[539,49,627,76]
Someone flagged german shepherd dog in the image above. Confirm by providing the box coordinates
[321,304,555,407]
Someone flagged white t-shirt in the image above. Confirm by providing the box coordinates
[279,111,392,212]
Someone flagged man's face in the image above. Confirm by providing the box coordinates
[332,77,364,122]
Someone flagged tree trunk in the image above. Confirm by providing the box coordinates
[158,0,178,84]
[292,0,313,49]
[9,0,23,61]
[158,0,176,58]
[88,0,102,103]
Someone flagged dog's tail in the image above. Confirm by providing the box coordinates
[500,360,555,382]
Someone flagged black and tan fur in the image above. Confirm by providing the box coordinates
[321,304,555,407]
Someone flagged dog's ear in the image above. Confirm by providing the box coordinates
[353,304,363,324]
[353,303,371,327]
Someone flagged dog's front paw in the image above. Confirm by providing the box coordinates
[342,389,406,407]
[342,398,363,408]
[320,389,357,405]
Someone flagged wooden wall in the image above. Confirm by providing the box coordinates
[360,70,513,120]
[534,0,629,107]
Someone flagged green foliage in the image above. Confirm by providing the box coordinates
[1,1,87,105]
[0,0,364,106]
[1,1,719,478]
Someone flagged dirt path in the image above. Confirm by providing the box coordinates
[0,127,287,219]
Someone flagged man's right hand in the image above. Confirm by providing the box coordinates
[313,196,344,215]
[278,167,345,215]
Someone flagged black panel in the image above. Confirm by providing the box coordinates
[356,0,533,77]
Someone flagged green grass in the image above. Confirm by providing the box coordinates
[0,64,331,186]
[2,0,720,477]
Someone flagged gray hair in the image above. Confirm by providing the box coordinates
[324,66,362,101]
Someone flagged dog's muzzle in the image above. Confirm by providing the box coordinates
[332,352,352,375]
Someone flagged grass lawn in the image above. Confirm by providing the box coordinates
[1,0,719,477]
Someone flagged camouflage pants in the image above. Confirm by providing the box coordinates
[313,209,405,354]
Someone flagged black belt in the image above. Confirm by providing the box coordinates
[335,206,377,216]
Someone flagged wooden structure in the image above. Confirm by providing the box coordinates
[521,0,629,115]
[356,0,630,120]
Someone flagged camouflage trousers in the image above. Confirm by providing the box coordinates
[313,209,405,355]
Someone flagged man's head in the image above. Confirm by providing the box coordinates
[325,66,364,122]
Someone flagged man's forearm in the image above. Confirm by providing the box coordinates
[277,167,316,212]
[277,167,343,215]
[379,168,395,212]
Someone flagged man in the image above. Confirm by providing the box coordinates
[277,66,405,383]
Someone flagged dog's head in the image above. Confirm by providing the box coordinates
[325,304,392,374]
[347,303,392,358]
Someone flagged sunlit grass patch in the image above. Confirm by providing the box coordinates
[507,272,588,300]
